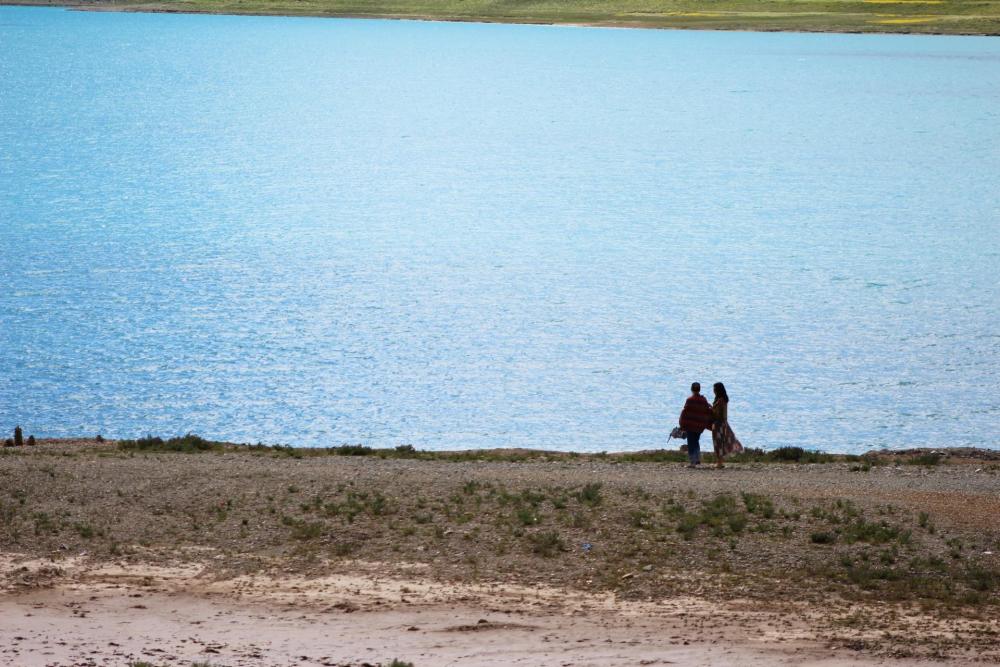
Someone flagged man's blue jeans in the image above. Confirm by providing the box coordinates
[686,430,702,465]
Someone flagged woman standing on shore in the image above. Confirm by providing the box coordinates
[711,382,743,468]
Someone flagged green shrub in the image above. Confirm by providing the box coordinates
[618,449,687,463]
[333,541,356,557]
[770,446,805,461]
[576,483,603,506]
[845,564,903,588]
[842,519,902,545]
[699,494,738,534]
[906,453,943,466]
[528,530,566,557]
[676,512,699,540]
[287,519,324,540]
[520,489,546,506]
[728,514,748,534]
[516,507,540,525]
[118,434,221,453]
[966,565,998,592]
[330,444,374,456]
[740,492,774,517]
[729,447,766,461]
[763,447,836,463]
[75,523,96,539]
[630,509,652,529]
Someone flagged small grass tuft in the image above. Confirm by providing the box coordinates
[770,446,806,461]
[528,530,566,557]
[576,483,603,507]
[330,444,374,456]
[516,507,540,526]
[906,453,943,466]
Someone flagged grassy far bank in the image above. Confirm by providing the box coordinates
[6,0,1000,35]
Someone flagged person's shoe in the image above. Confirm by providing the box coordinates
[686,464,698,469]
[716,463,725,469]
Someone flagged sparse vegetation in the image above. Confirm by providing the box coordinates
[75,522,97,539]
[516,507,540,526]
[906,452,943,466]
[841,518,906,545]
[79,435,968,473]
[330,444,375,456]
[287,518,324,540]
[118,434,223,453]
[528,530,566,557]
[576,483,603,507]
[0,439,996,664]
[2,439,997,634]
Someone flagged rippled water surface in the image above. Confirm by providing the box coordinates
[2,7,998,452]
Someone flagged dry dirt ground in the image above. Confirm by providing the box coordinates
[1,439,998,666]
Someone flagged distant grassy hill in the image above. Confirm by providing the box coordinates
[9,0,1000,34]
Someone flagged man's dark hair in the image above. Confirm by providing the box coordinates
[691,382,701,393]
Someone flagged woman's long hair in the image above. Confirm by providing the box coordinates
[713,382,729,403]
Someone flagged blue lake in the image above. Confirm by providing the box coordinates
[1,6,998,452]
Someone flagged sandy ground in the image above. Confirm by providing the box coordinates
[0,556,958,667]
[1,440,998,665]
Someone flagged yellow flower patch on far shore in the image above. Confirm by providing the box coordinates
[872,16,939,22]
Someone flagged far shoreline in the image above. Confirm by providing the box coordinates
[3,0,999,37]
[5,434,1000,463]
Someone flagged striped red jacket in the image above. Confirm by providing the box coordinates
[679,394,713,433]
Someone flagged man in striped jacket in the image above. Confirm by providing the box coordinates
[679,382,713,468]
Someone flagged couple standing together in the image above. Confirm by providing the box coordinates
[679,381,742,468]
